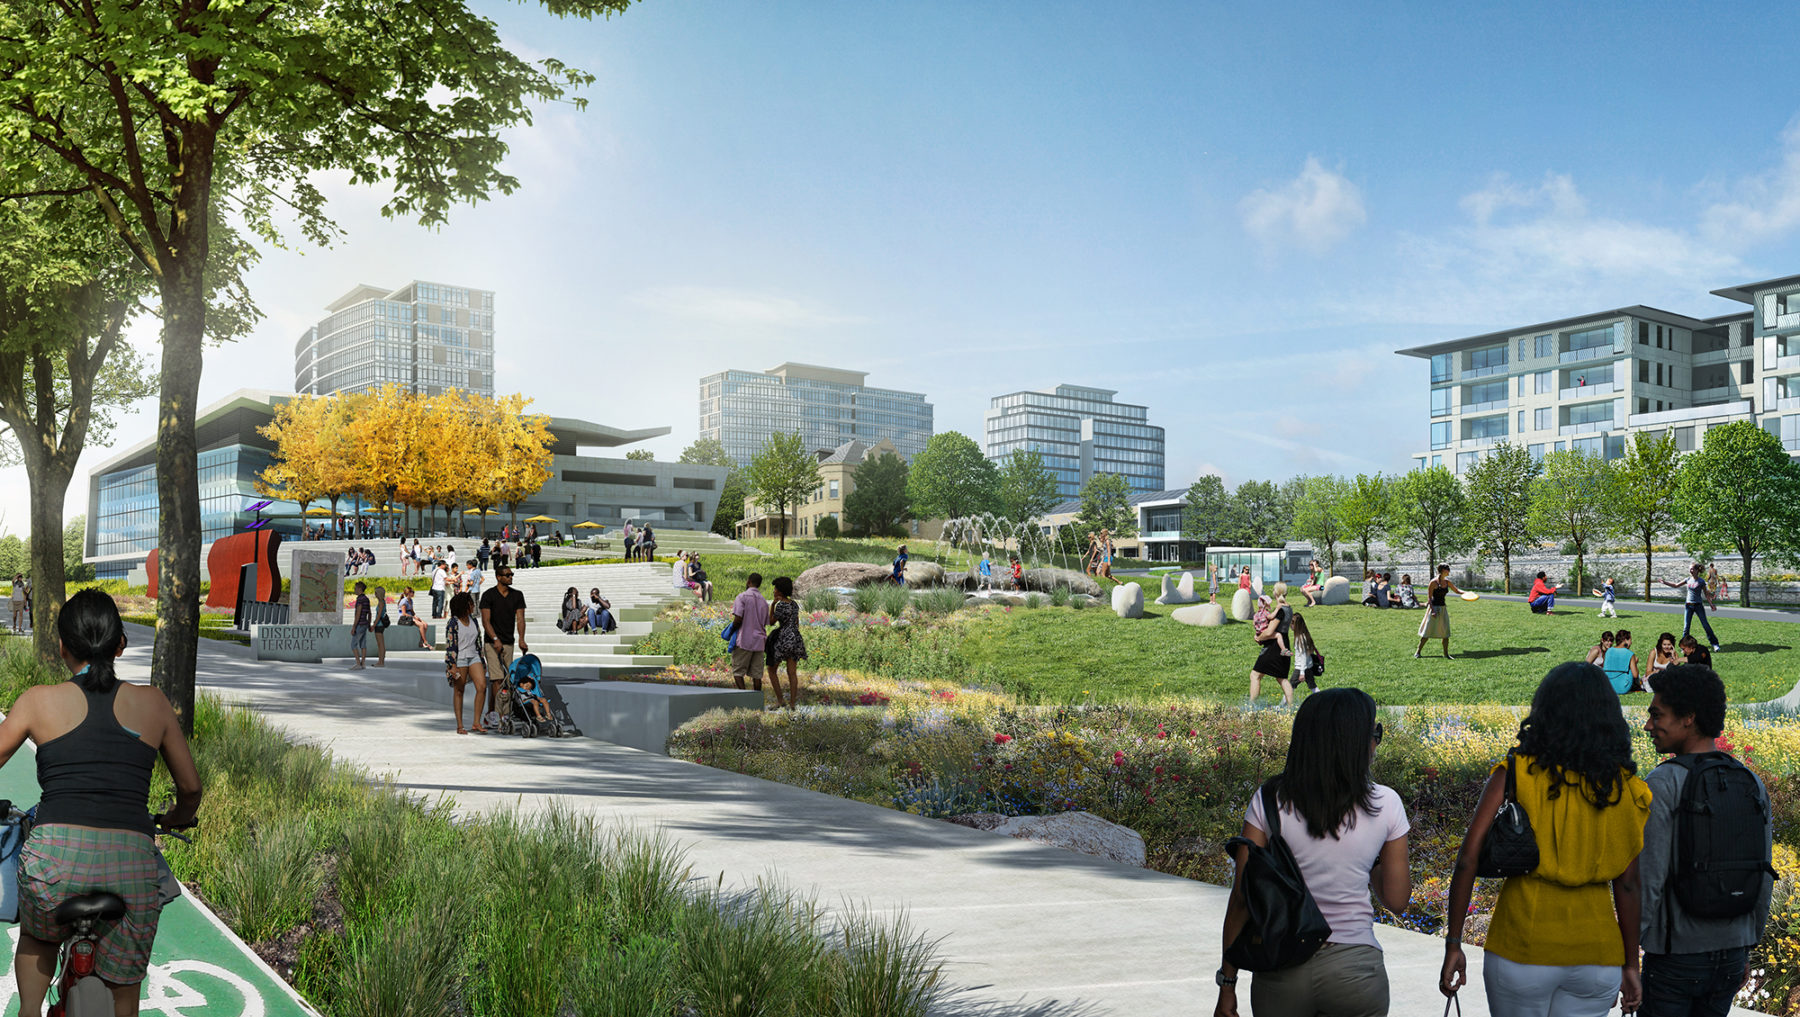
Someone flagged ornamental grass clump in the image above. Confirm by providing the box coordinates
[804,588,841,613]
[877,583,912,617]
[910,588,963,616]
[1048,586,1071,607]
[851,585,884,614]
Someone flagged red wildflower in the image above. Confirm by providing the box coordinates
[994,733,1013,744]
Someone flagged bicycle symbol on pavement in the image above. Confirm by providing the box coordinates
[0,927,267,1016]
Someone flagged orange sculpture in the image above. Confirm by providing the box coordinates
[146,531,284,607]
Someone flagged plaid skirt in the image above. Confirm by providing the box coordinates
[19,825,163,984]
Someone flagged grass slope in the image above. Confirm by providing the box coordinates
[959,595,1800,705]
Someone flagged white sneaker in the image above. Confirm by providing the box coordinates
[1712,645,1722,652]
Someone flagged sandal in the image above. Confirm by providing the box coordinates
[457,726,468,734]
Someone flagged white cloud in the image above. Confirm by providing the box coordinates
[1701,116,1800,248]
[630,286,864,328]
[1239,157,1367,256]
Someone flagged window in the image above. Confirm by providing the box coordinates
[1639,397,1649,414]
[1640,360,1650,383]
[1535,407,1553,430]
[1675,426,1695,451]
[1430,353,1454,383]
[829,480,839,500]
[1431,455,1443,469]
[1656,324,1664,349]
[1430,421,1451,450]
[1465,415,1508,440]
[1656,362,1664,386]
[1535,370,1554,394]
[1567,326,1614,353]
[1605,434,1625,460]
[1536,334,1554,358]
[1517,374,1527,398]
[1567,402,1612,426]
[1742,361,1754,384]
[1528,443,1546,461]
[1457,451,1480,473]
[1467,345,1508,374]
[1518,410,1526,433]
[1431,388,1452,417]
[1574,436,1603,456]
[1554,441,1566,452]
[1468,380,1507,405]
[1638,321,1649,345]
[1519,338,1530,360]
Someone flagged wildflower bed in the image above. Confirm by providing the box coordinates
[655,662,1800,1015]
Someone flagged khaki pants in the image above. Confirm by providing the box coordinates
[485,641,516,678]
[1250,943,1389,1017]
[730,647,765,686]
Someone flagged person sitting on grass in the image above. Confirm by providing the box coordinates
[1678,634,1713,671]
[1396,573,1419,609]
[1602,628,1642,695]
[515,674,553,726]
[1586,630,1615,667]
[1528,571,1559,613]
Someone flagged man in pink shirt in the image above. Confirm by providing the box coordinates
[730,573,770,692]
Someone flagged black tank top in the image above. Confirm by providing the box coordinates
[1430,583,1448,607]
[35,684,158,836]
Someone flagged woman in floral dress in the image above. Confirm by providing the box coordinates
[765,576,807,711]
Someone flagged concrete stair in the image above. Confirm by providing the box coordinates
[375,562,694,678]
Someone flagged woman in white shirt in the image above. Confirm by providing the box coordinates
[1214,688,1411,1017]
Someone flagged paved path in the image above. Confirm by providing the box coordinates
[0,693,314,1017]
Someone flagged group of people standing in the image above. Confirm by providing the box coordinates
[1083,531,1122,585]
[1245,582,1325,708]
[1214,663,1773,1017]
[622,522,658,562]
[726,573,809,710]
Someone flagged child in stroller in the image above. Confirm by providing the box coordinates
[488,653,578,737]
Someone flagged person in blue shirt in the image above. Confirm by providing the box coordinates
[1603,629,1643,695]
[977,552,994,590]
[1591,577,1618,618]
[891,545,908,586]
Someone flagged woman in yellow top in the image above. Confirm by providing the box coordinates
[1439,661,1651,1016]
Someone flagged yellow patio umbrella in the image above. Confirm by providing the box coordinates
[573,521,604,529]
[463,507,491,515]
[303,506,334,517]
[524,514,559,523]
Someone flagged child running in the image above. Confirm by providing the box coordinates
[1290,613,1322,693]
[1592,577,1618,617]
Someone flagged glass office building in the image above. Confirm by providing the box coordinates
[697,363,933,467]
[295,281,495,398]
[983,384,1165,498]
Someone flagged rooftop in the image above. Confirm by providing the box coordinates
[1395,305,1720,359]
[1711,273,1800,305]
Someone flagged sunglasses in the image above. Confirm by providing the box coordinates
[1373,723,1384,745]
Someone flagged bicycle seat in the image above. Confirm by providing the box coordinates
[54,893,127,925]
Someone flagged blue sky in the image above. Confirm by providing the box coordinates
[17,0,1800,530]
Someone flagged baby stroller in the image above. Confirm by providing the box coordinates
[489,653,578,738]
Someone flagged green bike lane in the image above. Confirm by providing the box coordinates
[0,734,316,1017]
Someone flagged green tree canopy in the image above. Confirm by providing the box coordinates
[844,452,911,538]
[995,449,1061,527]
[1390,466,1471,572]
[712,472,748,539]
[1673,421,1800,607]
[1608,430,1681,601]
[63,515,92,582]
[906,432,998,521]
[1334,472,1390,571]
[1463,443,1539,594]
[624,449,654,461]
[745,431,820,551]
[0,0,632,728]
[1291,475,1346,569]
[1073,473,1138,541]
[1228,479,1283,546]
[1181,474,1230,555]
[679,438,736,469]
[1527,447,1614,595]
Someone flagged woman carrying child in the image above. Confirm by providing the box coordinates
[1248,585,1296,707]
[443,592,488,734]
[764,576,808,711]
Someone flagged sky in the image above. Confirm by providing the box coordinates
[14,0,1800,536]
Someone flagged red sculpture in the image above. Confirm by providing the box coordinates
[147,531,284,607]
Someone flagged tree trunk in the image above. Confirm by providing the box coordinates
[1502,546,1511,595]
[1742,546,1755,608]
[152,274,208,736]
[778,499,787,550]
[1644,533,1654,603]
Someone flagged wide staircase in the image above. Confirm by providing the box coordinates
[378,562,693,678]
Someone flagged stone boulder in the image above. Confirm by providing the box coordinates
[794,561,891,594]
[1229,587,1254,621]
[1111,582,1145,618]
[1020,567,1102,597]
[992,812,1146,868]
[1154,571,1203,605]
[1320,575,1351,606]
[903,561,945,587]
[1172,603,1227,627]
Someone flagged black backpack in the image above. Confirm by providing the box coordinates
[1664,752,1777,923]
[1222,780,1331,972]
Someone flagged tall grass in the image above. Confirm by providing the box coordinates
[876,583,911,617]
[910,588,964,616]
[803,588,841,613]
[1049,586,1071,607]
[850,586,884,614]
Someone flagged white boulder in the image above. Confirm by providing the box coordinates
[1111,582,1145,618]
[1154,571,1203,605]
[991,812,1147,868]
[1172,603,1227,627]
[1321,575,1351,606]
[1230,587,1254,621]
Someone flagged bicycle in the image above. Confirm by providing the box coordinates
[26,807,194,1017]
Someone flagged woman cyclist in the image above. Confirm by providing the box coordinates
[0,588,202,1015]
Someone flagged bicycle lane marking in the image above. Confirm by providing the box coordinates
[0,718,317,1017]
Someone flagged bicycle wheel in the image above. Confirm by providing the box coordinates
[64,973,113,1015]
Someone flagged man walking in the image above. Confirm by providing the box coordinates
[1639,664,1775,1016]
[729,573,770,695]
[479,565,528,679]
[1660,563,1722,652]
[430,558,449,619]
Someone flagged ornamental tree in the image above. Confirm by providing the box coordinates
[1334,473,1389,573]
[1181,473,1230,559]
[1527,448,1614,596]
[1673,421,1800,607]
[1390,465,1471,574]
[995,449,1060,528]
[1290,474,1345,570]
[746,431,820,551]
[906,431,998,522]
[1608,430,1681,601]
[1463,443,1538,594]
[844,451,910,538]
[0,0,631,730]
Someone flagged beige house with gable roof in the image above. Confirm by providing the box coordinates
[738,438,946,542]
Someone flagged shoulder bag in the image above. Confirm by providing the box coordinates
[1477,751,1540,878]
[1222,780,1331,971]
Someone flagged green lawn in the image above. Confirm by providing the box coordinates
[959,595,1800,706]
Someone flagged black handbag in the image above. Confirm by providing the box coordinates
[1222,781,1331,972]
[1477,752,1540,878]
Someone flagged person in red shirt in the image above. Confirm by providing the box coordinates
[1009,557,1025,591]
[1528,572,1559,614]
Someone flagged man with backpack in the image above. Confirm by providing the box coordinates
[1639,663,1775,1017]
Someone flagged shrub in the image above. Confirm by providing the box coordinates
[910,588,963,617]
[815,516,841,539]
[1024,593,1047,609]
[804,588,841,613]
[209,816,325,943]
[850,586,884,614]
[1049,586,1070,607]
[876,583,912,617]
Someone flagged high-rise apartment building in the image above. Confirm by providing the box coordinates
[697,363,933,466]
[983,384,1165,498]
[295,281,496,398]
[1398,272,1800,475]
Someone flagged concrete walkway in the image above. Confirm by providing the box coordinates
[113,623,1760,1017]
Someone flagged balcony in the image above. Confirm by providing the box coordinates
[1461,399,1509,414]
[1781,397,1800,413]
[1559,381,1617,400]
[1559,420,1612,436]
[1142,530,1182,541]
[1691,348,1737,366]
[1691,385,1737,404]
[1460,434,1507,449]
[1560,346,1615,364]
[1462,363,1508,379]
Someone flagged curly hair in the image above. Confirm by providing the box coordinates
[1514,662,1636,806]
